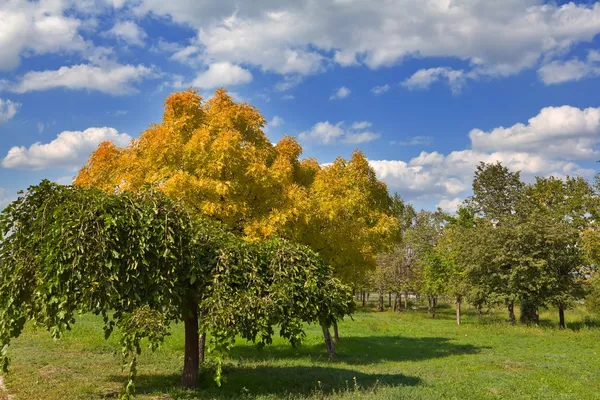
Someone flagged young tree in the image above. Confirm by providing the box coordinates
[0,182,353,398]
[406,210,447,318]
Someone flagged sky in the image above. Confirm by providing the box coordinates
[1,0,600,212]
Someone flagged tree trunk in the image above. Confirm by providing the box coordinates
[367,292,371,303]
[477,304,483,321]
[456,296,461,325]
[427,295,432,314]
[558,305,566,330]
[520,298,539,325]
[362,292,366,307]
[507,300,516,326]
[404,291,409,310]
[431,296,437,319]
[377,290,384,311]
[388,292,392,308]
[181,301,199,388]
[321,324,336,358]
[332,319,340,342]
[198,308,206,365]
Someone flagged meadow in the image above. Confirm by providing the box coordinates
[1,301,599,400]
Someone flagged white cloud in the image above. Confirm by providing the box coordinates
[4,62,158,95]
[270,116,284,127]
[371,84,390,95]
[437,197,462,213]
[0,0,87,70]
[402,67,467,94]
[2,127,132,170]
[106,20,147,47]
[369,105,600,202]
[299,120,380,145]
[469,105,600,160]
[275,75,302,92]
[538,50,600,85]
[192,62,253,89]
[0,98,20,125]
[37,122,45,133]
[390,136,433,146]
[330,86,351,100]
[131,0,600,83]
[351,121,372,130]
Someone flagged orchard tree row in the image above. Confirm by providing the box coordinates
[374,162,600,328]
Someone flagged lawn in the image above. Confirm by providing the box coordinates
[1,302,599,400]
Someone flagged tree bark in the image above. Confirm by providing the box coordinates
[558,305,566,330]
[456,296,461,325]
[507,300,516,326]
[477,304,483,321]
[332,319,340,342]
[388,292,392,308]
[404,291,409,310]
[321,324,336,358]
[181,301,199,388]
[362,292,366,307]
[198,308,206,365]
[377,290,384,312]
[431,296,437,319]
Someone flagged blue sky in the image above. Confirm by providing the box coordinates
[1,0,600,211]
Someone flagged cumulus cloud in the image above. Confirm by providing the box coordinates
[0,0,87,70]
[371,84,390,95]
[368,105,600,202]
[192,62,253,89]
[299,120,380,145]
[437,197,463,213]
[106,20,147,47]
[329,86,351,100]
[0,98,20,125]
[469,105,600,160]
[402,67,468,94]
[2,127,132,170]
[3,62,158,95]
[129,0,600,83]
[538,50,600,85]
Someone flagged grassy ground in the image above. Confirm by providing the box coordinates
[1,301,599,400]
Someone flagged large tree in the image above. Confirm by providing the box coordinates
[0,182,353,398]
[75,89,397,341]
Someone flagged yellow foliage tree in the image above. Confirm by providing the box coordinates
[76,88,397,286]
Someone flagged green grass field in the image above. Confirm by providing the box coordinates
[1,302,599,400]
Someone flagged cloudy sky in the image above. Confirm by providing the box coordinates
[1,0,600,211]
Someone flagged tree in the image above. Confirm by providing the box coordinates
[469,161,524,223]
[76,89,398,343]
[406,210,447,318]
[437,207,476,325]
[0,181,353,398]
[517,176,594,327]
[467,162,526,322]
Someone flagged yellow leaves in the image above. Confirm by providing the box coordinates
[75,88,398,287]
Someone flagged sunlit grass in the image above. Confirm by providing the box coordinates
[2,300,599,399]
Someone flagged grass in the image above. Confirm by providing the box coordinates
[1,301,600,400]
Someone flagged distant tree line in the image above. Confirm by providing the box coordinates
[373,162,600,328]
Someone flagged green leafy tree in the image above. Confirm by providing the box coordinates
[0,181,353,398]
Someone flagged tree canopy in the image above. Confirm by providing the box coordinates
[75,89,398,288]
[0,181,353,398]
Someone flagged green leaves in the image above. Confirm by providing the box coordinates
[0,180,354,398]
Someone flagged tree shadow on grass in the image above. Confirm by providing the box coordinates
[107,366,421,400]
[229,335,485,366]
